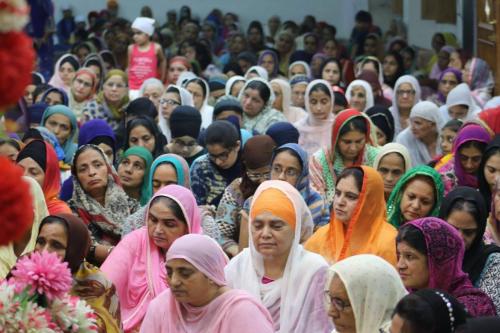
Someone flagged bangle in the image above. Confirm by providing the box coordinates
[107,246,115,254]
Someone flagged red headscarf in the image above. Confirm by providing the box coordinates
[42,141,71,215]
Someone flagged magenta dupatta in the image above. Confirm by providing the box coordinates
[408,218,496,317]
[101,185,202,332]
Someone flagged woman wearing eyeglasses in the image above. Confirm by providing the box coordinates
[158,85,194,142]
[68,68,98,120]
[82,69,130,134]
[215,135,276,257]
[389,75,421,136]
[190,120,242,208]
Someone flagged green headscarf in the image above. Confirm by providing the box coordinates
[120,146,153,206]
[386,165,444,228]
[148,154,191,196]
[97,69,130,119]
[41,105,78,164]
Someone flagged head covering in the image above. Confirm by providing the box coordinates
[289,74,310,87]
[121,146,154,205]
[242,135,275,170]
[405,218,496,316]
[213,96,243,118]
[225,75,245,96]
[208,76,227,92]
[225,180,332,333]
[265,122,299,146]
[244,65,269,81]
[412,100,443,125]
[270,78,307,123]
[358,56,384,85]
[467,57,494,107]
[39,213,91,274]
[17,140,70,215]
[478,135,500,210]
[132,17,155,36]
[345,79,374,112]
[149,154,191,192]
[288,61,311,79]
[27,102,49,126]
[40,87,70,106]
[387,165,445,228]
[439,186,500,283]
[461,317,500,333]
[438,123,491,191]
[441,83,480,122]
[373,142,411,173]
[328,254,408,333]
[82,53,106,86]
[170,105,202,139]
[365,106,395,142]
[72,67,98,99]
[158,85,194,141]
[357,70,382,96]
[41,104,78,164]
[78,118,116,156]
[479,106,500,136]
[97,69,130,119]
[437,68,463,104]
[294,79,335,156]
[0,177,48,278]
[305,166,398,265]
[124,116,167,158]
[125,96,158,119]
[100,184,202,331]
[257,50,279,78]
[390,75,421,136]
[49,54,80,93]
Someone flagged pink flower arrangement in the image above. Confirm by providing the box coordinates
[11,251,73,301]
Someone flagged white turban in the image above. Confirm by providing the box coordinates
[132,17,155,36]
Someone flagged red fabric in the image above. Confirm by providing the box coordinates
[479,106,500,135]
[42,141,71,215]
[128,43,158,89]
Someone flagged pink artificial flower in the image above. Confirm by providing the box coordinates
[10,251,73,301]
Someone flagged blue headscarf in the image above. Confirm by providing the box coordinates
[40,87,69,106]
[41,105,78,164]
[147,154,191,199]
[120,146,153,206]
[35,126,66,162]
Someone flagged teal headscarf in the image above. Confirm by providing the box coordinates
[148,154,191,197]
[386,165,445,228]
[41,105,78,164]
[121,146,153,206]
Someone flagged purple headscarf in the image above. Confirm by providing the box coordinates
[438,67,462,103]
[407,217,496,317]
[258,50,279,78]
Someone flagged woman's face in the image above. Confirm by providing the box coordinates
[374,126,387,146]
[152,163,178,194]
[160,92,181,120]
[401,51,414,71]
[323,40,338,58]
[270,151,302,187]
[143,85,163,111]
[251,211,295,259]
[35,222,68,261]
[377,153,405,198]
[241,88,265,117]
[45,91,64,106]
[276,34,293,54]
[439,128,457,155]
[326,275,356,333]
[462,60,473,85]
[147,200,188,250]
[410,117,436,140]
[333,175,360,225]
[304,36,317,54]
[308,89,332,120]
[449,51,463,70]
[18,157,45,188]
[484,153,500,191]
[24,84,36,106]
[103,75,127,104]
[260,54,275,76]
[437,50,450,70]
[383,55,399,77]
[271,82,283,111]
[45,113,72,145]
[59,61,77,86]
[97,143,114,164]
[448,104,469,120]
[118,154,146,189]
[0,143,19,162]
[432,34,445,53]
[291,84,306,108]
[88,64,101,83]
[75,149,109,196]
[207,143,239,170]
[349,86,367,112]
[290,63,307,77]
[168,62,188,83]
[438,72,459,97]
[396,241,429,289]
[230,81,245,97]
[337,130,366,162]
[322,62,341,86]
[446,209,477,250]
[167,258,218,307]
[400,178,435,222]
[361,62,378,75]
[72,73,94,102]
[171,135,198,158]
[186,82,205,111]
[129,125,156,154]
[458,144,483,175]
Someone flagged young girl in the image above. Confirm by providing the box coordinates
[128,17,166,99]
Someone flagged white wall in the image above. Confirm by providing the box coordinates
[55,0,369,40]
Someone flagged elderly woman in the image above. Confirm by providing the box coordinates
[226,180,333,333]
[389,75,421,136]
[463,57,495,108]
[139,77,164,111]
[83,69,130,133]
[428,67,462,107]
[396,101,444,167]
[239,78,287,134]
[41,104,78,164]
[270,78,307,123]
[140,234,274,333]
[345,79,374,112]
[373,143,412,200]
[35,214,121,332]
[101,185,202,332]
[158,85,194,142]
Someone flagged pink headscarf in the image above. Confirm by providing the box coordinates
[101,185,202,332]
[139,234,274,333]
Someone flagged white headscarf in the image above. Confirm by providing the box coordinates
[225,180,331,333]
[288,61,312,79]
[176,71,197,87]
[184,77,214,129]
[345,79,375,112]
[395,101,443,167]
[245,65,269,81]
[390,75,422,136]
[373,142,412,173]
[270,78,307,123]
[439,83,481,122]
[328,254,408,333]
[132,17,155,36]
[158,85,194,141]
[225,75,246,97]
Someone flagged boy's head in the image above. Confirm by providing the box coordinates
[132,17,155,41]
[355,10,372,31]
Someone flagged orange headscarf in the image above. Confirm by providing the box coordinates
[250,188,296,230]
[304,165,397,265]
